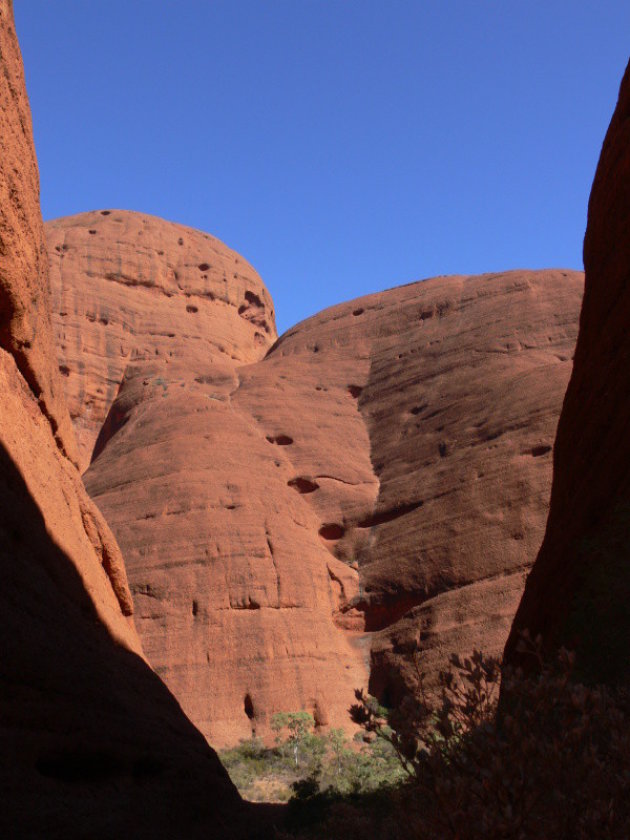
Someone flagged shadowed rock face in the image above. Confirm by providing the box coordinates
[50,203,583,744]
[0,5,251,836]
[505,59,630,684]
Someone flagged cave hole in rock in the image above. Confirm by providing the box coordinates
[313,702,327,728]
[531,444,552,457]
[266,434,293,446]
[186,304,198,313]
[100,210,111,216]
[58,364,70,377]
[438,441,448,457]
[347,384,363,398]
[198,263,210,271]
[192,600,199,617]
[88,229,97,235]
[244,694,255,720]
[244,290,263,307]
[178,237,184,246]
[352,308,364,316]
[319,523,345,541]
[288,477,319,494]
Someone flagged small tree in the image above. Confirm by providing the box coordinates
[327,728,347,777]
[271,711,315,768]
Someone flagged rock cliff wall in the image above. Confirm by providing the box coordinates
[0,6,251,835]
[505,59,630,683]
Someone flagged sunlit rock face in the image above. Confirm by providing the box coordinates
[262,270,582,706]
[506,59,630,685]
[50,203,583,746]
[48,209,369,746]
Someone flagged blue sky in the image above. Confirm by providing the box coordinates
[14,1,630,334]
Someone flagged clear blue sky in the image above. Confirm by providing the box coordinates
[14,1,630,334]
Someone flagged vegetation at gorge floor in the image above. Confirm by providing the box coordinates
[219,713,405,804]
[221,635,630,839]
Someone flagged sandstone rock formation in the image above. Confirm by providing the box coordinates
[48,209,276,472]
[505,59,630,684]
[0,5,252,836]
[49,200,583,743]
[0,1,76,464]
[49,209,370,746]
[263,272,583,706]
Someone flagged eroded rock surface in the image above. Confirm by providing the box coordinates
[261,272,583,704]
[49,210,370,746]
[50,203,583,743]
[0,5,249,836]
[0,2,76,463]
[505,59,630,684]
[48,209,275,471]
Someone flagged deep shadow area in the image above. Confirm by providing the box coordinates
[0,441,280,839]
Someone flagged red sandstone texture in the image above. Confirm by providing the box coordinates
[48,210,275,472]
[49,205,583,743]
[49,209,369,746]
[0,2,76,463]
[0,1,135,653]
[263,272,583,706]
[0,5,251,836]
[505,59,630,683]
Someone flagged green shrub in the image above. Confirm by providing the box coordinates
[219,711,405,804]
